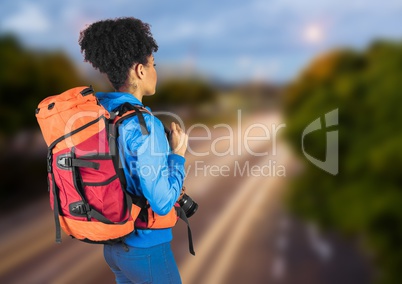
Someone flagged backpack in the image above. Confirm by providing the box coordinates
[35,86,194,254]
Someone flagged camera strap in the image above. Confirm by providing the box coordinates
[176,206,195,256]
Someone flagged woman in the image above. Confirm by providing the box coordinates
[79,17,188,284]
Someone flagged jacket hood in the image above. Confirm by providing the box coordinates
[95,92,143,112]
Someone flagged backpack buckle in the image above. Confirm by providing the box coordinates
[69,201,90,217]
[57,154,72,169]
[47,153,53,172]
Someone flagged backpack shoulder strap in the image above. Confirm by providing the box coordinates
[114,102,150,135]
[107,102,150,191]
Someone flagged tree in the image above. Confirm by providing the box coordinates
[0,35,85,134]
[284,40,402,284]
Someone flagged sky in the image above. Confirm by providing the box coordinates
[0,0,402,83]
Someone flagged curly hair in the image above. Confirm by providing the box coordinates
[79,17,158,90]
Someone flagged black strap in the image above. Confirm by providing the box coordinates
[114,102,150,135]
[71,149,89,210]
[176,207,195,256]
[57,156,100,170]
[123,191,133,222]
[131,195,149,224]
[47,147,62,243]
[89,208,113,224]
[108,121,127,190]
[80,86,94,96]
[71,159,100,170]
[132,106,149,136]
[51,172,62,243]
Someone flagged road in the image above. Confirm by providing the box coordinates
[0,111,372,284]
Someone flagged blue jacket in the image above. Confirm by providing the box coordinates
[96,92,186,247]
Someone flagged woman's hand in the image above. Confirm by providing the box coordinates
[169,122,188,157]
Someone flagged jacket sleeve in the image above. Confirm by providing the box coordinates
[124,116,186,216]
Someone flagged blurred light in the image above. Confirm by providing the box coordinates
[303,24,325,44]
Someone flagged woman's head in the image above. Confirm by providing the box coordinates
[79,17,158,93]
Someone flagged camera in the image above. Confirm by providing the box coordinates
[178,193,198,218]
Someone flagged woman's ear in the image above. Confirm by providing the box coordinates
[134,63,145,79]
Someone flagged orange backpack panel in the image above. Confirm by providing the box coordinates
[36,86,110,153]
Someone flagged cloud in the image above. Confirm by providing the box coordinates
[1,0,400,83]
[2,2,50,33]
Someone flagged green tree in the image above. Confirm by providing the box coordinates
[0,35,85,135]
[285,40,402,284]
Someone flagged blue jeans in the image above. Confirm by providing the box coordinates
[103,242,182,284]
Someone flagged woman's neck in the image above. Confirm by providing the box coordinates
[118,86,143,102]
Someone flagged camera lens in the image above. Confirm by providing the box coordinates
[178,194,198,218]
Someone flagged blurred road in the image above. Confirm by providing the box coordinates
[0,111,372,284]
